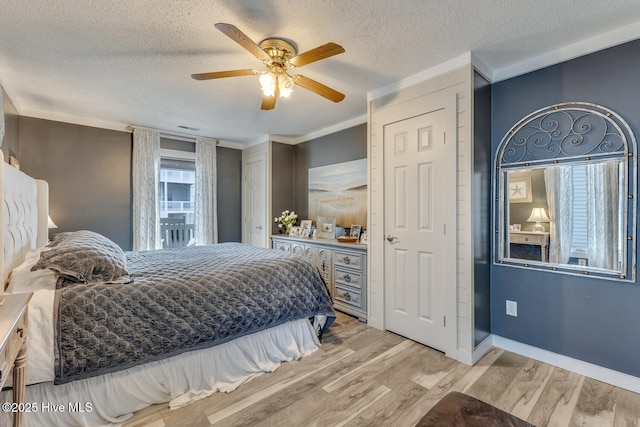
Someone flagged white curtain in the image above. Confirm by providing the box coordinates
[194,137,218,245]
[544,166,573,264]
[132,129,161,251]
[587,162,620,270]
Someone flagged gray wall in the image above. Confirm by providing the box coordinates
[1,87,20,161]
[18,117,133,249]
[293,123,367,223]
[217,146,242,242]
[271,142,295,234]
[14,117,242,250]
[491,37,640,377]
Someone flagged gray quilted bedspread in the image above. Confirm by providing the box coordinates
[53,243,335,384]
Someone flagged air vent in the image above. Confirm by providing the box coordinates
[177,125,200,131]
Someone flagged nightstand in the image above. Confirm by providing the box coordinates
[510,231,550,262]
[0,292,33,427]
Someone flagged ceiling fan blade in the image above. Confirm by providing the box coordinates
[261,86,279,110]
[295,75,345,103]
[191,69,257,80]
[214,23,271,62]
[289,43,345,67]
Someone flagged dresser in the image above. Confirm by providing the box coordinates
[0,292,32,427]
[271,235,368,322]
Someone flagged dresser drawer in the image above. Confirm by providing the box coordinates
[335,285,365,311]
[334,268,364,290]
[273,241,291,252]
[333,251,363,271]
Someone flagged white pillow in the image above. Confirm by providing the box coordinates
[6,249,57,293]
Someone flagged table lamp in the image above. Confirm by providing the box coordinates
[527,208,550,232]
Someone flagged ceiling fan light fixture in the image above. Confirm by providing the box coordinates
[278,73,295,98]
[259,71,276,97]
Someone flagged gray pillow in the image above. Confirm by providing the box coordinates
[32,230,128,283]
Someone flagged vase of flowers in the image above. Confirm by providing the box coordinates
[275,210,298,234]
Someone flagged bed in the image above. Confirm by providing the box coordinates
[0,152,335,427]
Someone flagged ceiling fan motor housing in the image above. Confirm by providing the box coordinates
[259,38,297,66]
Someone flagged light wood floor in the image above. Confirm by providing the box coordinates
[124,312,640,427]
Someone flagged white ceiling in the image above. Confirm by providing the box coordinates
[2,0,640,147]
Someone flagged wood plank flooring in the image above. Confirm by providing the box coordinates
[124,312,640,427]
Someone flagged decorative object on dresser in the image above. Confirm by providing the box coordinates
[349,224,361,238]
[316,216,336,239]
[300,219,312,230]
[359,230,368,245]
[0,292,33,427]
[272,235,367,322]
[274,209,298,234]
[289,226,302,237]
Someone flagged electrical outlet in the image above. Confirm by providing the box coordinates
[506,300,518,317]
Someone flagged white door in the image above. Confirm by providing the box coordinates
[383,107,456,352]
[243,154,267,247]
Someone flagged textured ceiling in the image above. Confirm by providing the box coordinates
[2,0,640,146]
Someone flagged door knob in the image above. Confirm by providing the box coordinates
[386,235,397,242]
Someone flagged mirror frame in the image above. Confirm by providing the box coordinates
[493,102,637,282]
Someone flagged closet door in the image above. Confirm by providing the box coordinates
[242,147,268,247]
[383,100,456,353]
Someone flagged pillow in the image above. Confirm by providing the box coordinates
[31,230,129,283]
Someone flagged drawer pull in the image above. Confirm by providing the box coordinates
[344,292,351,301]
[17,327,24,338]
[344,274,351,283]
[343,256,351,265]
[524,238,529,242]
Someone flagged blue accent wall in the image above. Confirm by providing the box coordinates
[491,38,640,376]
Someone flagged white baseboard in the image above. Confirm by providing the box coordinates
[492,335,640,394]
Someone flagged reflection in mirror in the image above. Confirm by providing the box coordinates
[503,160,624,271]
[495,102,636,282]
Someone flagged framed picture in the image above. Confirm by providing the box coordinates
[289,226,302,237]
[508,176,532,203]
[359,230,368,245]
[511,224,521,232]
[301,228,311,238]
[300,220,312,231]
[350,225,361,238]
[317,216,336,239]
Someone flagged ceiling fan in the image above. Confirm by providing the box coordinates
[191,23,346,110]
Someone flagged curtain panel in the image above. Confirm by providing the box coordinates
[194,137,218,245]
[132,129,161,251]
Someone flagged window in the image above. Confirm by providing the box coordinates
[159,139,196,248]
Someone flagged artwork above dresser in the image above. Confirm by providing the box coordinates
[271,235,367,322]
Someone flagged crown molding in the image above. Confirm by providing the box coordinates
[492,20,640,82]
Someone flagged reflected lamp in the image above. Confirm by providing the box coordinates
[527,208,550,232]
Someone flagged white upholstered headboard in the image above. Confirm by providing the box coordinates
[1,151,49,288]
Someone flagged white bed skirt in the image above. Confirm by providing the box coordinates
[1,318,319,427]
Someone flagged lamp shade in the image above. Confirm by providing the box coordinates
[527,208,550,223]
[48,215,58,229]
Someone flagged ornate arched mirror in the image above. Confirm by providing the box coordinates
[494,102,637,281]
